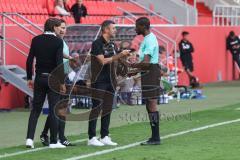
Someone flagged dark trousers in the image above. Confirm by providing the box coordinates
[26,75,60,144]
[74,16,81,23]
[88,83,114,139]
[120,92,132,105]
[180,53,194,72]
[42,115,66,142]
[41,79,87,141]
[233,53,240,68]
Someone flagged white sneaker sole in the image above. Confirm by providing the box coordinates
[100,142,118,146]
[49,146,66,149]
[87,142,105,146]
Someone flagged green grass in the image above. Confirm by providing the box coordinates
[1,81,240,148]
[93,122,240,160]
[0,81,240,160]
[0,102,240,160]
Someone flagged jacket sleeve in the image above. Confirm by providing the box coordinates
[83,5,87,17]
[26,38,35,80]
[55,40,64,84]
[190,42,194,53]
[179,41,184,54]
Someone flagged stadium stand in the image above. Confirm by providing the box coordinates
[0,0,167,25]
[0,0,240,110]
[0,0,172,109]
[183,0,213,25]
[185,0,212,17]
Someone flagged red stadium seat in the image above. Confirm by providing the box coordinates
[0,0,166,25]
[46,0,55,15]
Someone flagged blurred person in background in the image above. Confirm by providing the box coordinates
[70,0,87,24]
[179,31,199,88]
[226,31,240,69]
[55,0,71,16]
[63,0,71,11]
[117,41,134,105]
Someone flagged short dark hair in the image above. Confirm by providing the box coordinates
[44,18,61,32]
[101,20,115,32]
[59,19,66,24]
[182,31,189,36]
[229,31,235,37]
[159,45,166,54]
[136,17,150,30]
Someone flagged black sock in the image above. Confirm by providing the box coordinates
[148,111,160,141]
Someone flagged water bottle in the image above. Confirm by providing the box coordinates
[138,96,142,105]
[177,90,180,102]
[164,94,168,104]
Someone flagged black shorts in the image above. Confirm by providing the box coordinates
[180,54,194,72]
[141,64,161,99]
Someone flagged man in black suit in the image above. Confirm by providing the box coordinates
[26,18,66,149]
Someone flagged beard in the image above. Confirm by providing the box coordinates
[136,29,142,35]
[109,33,116,38]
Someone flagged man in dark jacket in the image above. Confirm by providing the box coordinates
[26,18,66,149]
[70,0,87,24]
[226,31,240,69]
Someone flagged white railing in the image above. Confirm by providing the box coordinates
[213,5,240,26]
[170,0,198,25]
[233,0,240,4]
[128,0,174,24]
[204,0,229,10]
[135,0,198,25]
[0,13,43,65]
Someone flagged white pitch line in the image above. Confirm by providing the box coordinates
[0,138,87,159]
[64,118,240,160]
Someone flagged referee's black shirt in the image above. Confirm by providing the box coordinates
[26,34,64,81]
[91,36,117,84]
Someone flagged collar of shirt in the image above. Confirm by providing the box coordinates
[100,36,116,49]
[144,32,152,38]
[100,36,108,44]
[44,32,56,36]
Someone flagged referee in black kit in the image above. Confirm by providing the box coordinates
[131,17,161,145]
[25,18,66,149]
[88,20,130,146]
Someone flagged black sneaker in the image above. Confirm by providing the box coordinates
[61,140,75,146]
[140,138,161,146]
[40,134,49,146]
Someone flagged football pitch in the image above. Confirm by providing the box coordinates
[0,81,240,160]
